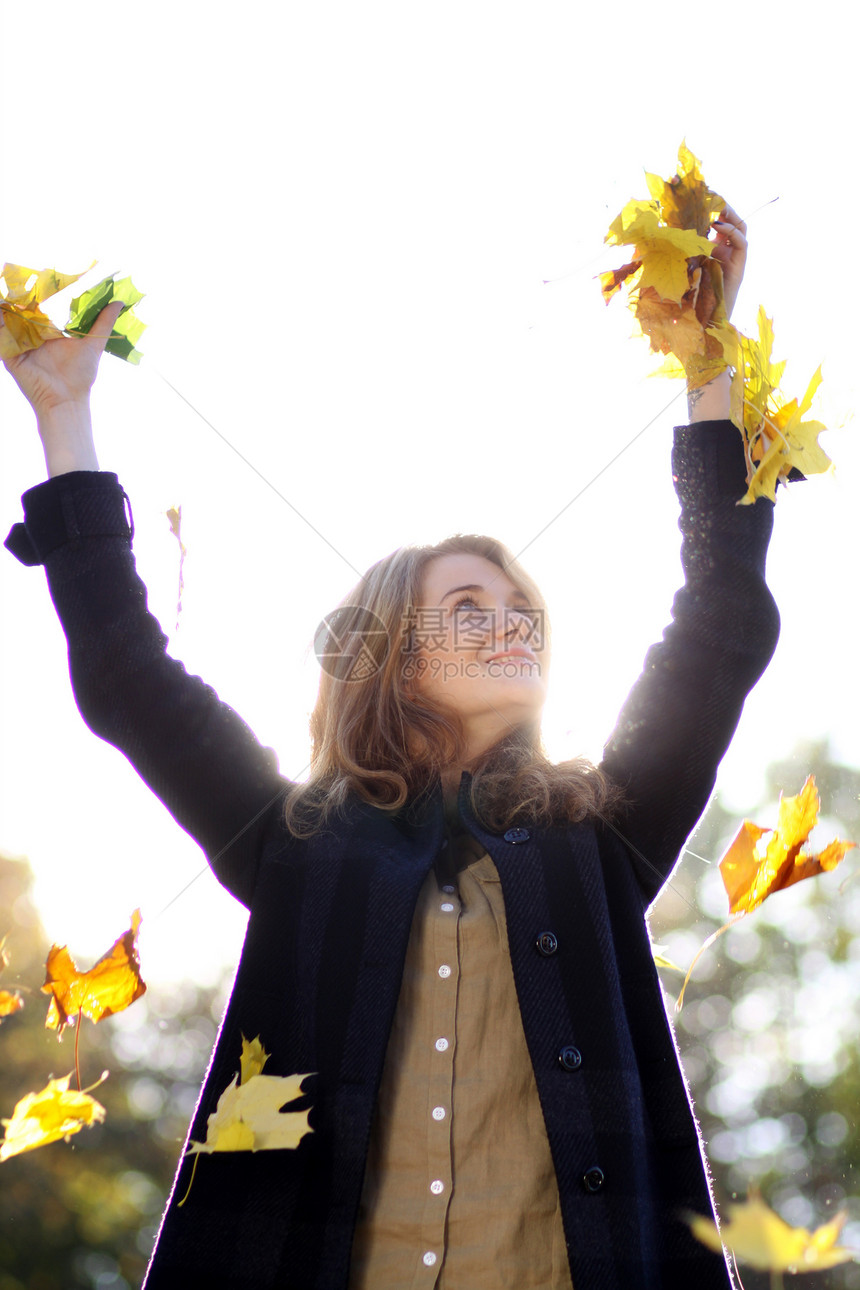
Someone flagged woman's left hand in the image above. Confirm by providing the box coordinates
[709,204,747,320]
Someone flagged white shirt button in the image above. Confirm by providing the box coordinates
[438,964,452,979]
[435,1037,449,1052]
[440,901,455,912]
[423,1251,437,1267]
[442,884,455,894]
[430,1179,445,1194]
[432,1106,446,1120]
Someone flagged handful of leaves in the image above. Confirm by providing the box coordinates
[0,261,145,363]
[602,144,832,503]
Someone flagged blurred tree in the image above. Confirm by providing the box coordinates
[651,741,860,1289]
[0,853,227,1290]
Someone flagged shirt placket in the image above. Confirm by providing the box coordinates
[414,877,461,1286]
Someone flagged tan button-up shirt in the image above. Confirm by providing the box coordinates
[348,832,574,1289]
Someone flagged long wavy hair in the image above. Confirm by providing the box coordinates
[283,534,620,836]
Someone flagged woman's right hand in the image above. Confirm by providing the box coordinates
[1,301,125,476]
[2,300,125,418]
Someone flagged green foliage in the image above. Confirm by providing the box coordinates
[66,276,145,364]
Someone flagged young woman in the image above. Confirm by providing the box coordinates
[3,210,778,1289]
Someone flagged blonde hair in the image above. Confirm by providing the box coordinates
[283,534,620,836]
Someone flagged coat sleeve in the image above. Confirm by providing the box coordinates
[599,420,781,904]
[5,471,287,907]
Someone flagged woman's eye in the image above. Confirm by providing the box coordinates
[452,596,480,611]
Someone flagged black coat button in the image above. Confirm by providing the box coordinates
[582,1166,605,1193]
[503,827,530,844]
[558,1045,582,1071]
[536,931,559,956]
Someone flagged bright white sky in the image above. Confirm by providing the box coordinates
[1,1,857,984]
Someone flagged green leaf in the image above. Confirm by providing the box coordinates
[67,275,145,364]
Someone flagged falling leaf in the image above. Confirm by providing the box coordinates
[187,1035,312,1157]
[166,505,186,629]
[676,776,854,1009]
[0,936,24,1023]
[0,1074,106,1162]
[719,776,854,916]
[687,1192,856,1273]
[651,944,684,973]
[240,1034,270,1085]
[189,1072,313,1156]
[0,261,91,360]
[0,991,24,1021]
[42,910,146,1036]
[67,274,146,364]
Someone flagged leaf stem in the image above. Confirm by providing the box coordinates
[74,1008,82,1090]
[177,1153,200,1208]
[675,914,745,1011]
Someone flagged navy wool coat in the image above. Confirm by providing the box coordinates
[7,421,780,1290]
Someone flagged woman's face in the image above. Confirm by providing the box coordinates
[408,552,548,752]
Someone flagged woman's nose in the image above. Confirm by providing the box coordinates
[499,607,534,644]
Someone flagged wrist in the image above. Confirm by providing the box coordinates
[36,400,100,476]
[687,370,731,423]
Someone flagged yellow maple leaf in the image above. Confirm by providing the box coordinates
[687,1193,856,1273]
[607,205,712,304]
[645,140,725,236]
[42,910,146,1036]
[0,1074,106,1162]
[240,1033,270,1085]
[186,1034,312,1159]
[0,261,92,360]
[188,1071,313,1156]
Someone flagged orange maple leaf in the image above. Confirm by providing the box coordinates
[720,776,854,916]
[0,991,24,1022]
[634,287,706,363]
[676,776,855,1009]
[42,910,146,1036]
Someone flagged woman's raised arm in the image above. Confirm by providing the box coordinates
[2,300,124,475]
[3,304,288,909]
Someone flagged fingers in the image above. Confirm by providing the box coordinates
[716,204,747,235]
[710,204,747,253]
[89,299,126,340]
